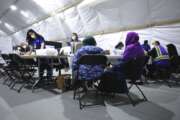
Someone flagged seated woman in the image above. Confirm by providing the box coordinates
[112,42,124,55]
[166,44,179,72]
[123,32,145,61]
[72,36,104,85]
[149,41,169,67]
[147,41,170,78]
[99,32,145,92]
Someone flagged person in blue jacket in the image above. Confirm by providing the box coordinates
[26,29,53,83]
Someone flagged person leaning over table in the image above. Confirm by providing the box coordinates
[70,33,83,54]
[98,32,145,92]
[72,36,104,86]
[26,29,53,82]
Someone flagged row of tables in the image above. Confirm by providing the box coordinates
[20,54,122,91]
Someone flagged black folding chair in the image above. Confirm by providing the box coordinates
[8,54,36,92]
[1,54,17,86]
[73,54,107,109]
[0,55,6,78]
[124,57,148,103]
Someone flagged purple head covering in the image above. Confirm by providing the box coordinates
[125,32,139,46]
[123,32,145,60]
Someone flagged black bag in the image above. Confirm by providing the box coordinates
[98,71,128,93]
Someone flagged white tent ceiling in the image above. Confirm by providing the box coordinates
[0,0,180,53]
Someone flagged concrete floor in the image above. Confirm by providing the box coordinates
[1,77,180,120]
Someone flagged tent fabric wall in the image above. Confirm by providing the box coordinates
[0,37,13,53]
[94,23,180,53]
[0,0,180,53]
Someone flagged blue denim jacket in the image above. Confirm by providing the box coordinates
[72,46,104,80]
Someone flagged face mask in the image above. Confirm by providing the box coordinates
[72,36,76,40]
[152,44,158,48]
[31,34,36,39]
[22,45,26,49]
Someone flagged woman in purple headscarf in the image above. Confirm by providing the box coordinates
[99,32,145,93]
[123,32,145,60]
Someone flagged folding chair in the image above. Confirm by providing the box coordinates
[1,54,17,86]
[73,54,107,109]
[124,57,148,103]
[8,54,36,92]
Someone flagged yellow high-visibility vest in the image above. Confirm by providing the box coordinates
[154,46,169,61]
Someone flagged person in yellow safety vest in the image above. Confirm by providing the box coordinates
[148,41,170,68]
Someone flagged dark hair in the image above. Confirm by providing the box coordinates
[83,36,96,46]
[26,29,42,44]
[71,32,79,42]
[115,42,124,49]
[166,44,178,57]
[155,41,160,45]
[144,40,148,44]
[26,29,35,43]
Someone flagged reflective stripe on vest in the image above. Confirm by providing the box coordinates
[154,46,169,61]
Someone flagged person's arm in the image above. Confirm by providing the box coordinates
[39,36,45,49]
[41,42,45,49]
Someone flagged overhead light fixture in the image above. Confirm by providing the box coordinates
[20,10,29,18]
[4,22,15,32]
[0,30,6,36]
[10,5,17,11]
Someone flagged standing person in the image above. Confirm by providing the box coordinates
[71,33,79,42]
[142,40,151,52]
[26,29,45,50]
[26,29,53,82]
[70,33,82,54]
